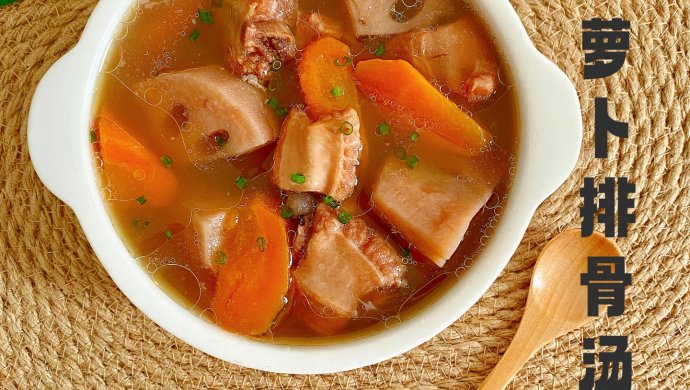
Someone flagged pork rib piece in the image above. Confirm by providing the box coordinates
[219,0,297,87]
[272,108,362,201]
[294,204,406,316]
[387,15,499,101]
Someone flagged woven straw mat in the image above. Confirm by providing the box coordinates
[1,0,689,388]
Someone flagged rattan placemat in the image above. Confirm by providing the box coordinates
[1,0,688,388]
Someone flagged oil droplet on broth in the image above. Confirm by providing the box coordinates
[133,169,146,180]
[143,87,163,106]
[152,264,202,308]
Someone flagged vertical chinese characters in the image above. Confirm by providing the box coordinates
[579,17,634,390]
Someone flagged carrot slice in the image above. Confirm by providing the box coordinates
[297,37,360,119]
[97,116,178,207]
[211,198,290,336]
[354,59,491,154]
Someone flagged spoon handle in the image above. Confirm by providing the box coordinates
[477,320,546,390]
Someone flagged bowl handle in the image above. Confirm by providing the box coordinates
[521,52,583,202]
[28,48,90,207]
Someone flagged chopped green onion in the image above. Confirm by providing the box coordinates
[409,132,419,142]
[136,196,147,205]
[210,130,229,148]
[160,155,173,168]
[164,229,173,240]
[267,97,288,117]
[89,131,97,143]
[323,195,338,208]
[267,97,279,109]
[337,210,353,224]
[214,136,227,147]
[330,85,344,98]
[215,251,228,265]
[402,248,411,258]
[373,43,386,57]
[340,121,354,135]
[377,122,391,136]
[131,217,150,229]
[407,155,420,169]
[394,146,407,160]
[189,29,201,41]
[235,176,248,190]
[274,106,288,117]
[291,173,306,184]
[280,205,294,219]
[257,236,267,252]
[198,9,214,24]
[334,56,352,67]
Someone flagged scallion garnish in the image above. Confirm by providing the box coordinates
[337,210,352,224]
[136,196,147,205]
[209,129,229,148]
[213,135,227,147]
[274,106,288,117]
[89,131,97,143]
[131,217,150,229]
[235,176,248,189]
[340,121,354,135]
[257,236,267,252]
[377,122,391,136]
[409,132,419,142]
[164,229,173,240]
[280,205,294,219]
[334,56,352,67]
[373,43,386,57]
[323,195,338,208]
[267,97,279,109]
[267,97,288,117]
[407,155,420,169]
[291,173,306,184]
[215,251,228,265]
[160,155,173,168]
[330,85,344,98]
[189,29,201,41]
[394,146,407,160]
[198,9,214,24]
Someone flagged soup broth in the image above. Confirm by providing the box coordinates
[93,0,519,343]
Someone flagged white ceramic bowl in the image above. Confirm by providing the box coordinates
[28,0,581,374]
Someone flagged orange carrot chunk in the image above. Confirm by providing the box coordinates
[354,59,491,154]
[211,198,290,336]
[297,37,360,119]
[97,115,178,207]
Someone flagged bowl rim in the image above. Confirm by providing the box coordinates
[27,0,582,374]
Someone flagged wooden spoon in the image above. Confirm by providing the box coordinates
[478,229,622,390]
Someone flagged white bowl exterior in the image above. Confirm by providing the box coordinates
[28,0,582,374]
